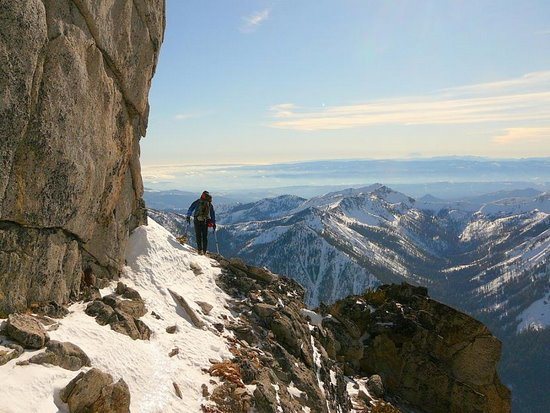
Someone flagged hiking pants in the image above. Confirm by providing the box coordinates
[194,219,208,252]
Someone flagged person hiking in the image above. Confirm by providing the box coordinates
[186,191,216,255]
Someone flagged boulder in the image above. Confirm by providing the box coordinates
[28,340,91,371]
[61,368,130,413]
[116,299,147,318]
[5,314,49,349]
[367,375,384,398]
[115,282,142,301]
[110,310,141,340]
[247,266,274,283]
[85,300,115,326]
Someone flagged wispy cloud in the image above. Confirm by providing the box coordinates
[173,111,211,121]
[240,9,270,33]
[269,71,550,131]
[270,103,296,118]
[493,127,550,145]
[537,29,550,36]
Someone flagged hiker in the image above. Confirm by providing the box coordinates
[186,191,216,255]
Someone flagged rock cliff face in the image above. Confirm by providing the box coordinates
[0,1,165,315]
[318,284,511,413]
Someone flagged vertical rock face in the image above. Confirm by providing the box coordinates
[0,0,165,315]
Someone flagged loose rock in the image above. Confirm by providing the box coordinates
[116,282,142,301]
[5,314,49,349]
[28,340,91,371]
[173,382,182,399]
[0,343,24,366]
[61,368,130,413]
[32,301,69,319]
[86,301,115,326]
[196,301,214,315]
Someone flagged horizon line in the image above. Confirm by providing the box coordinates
[141,155,550,168]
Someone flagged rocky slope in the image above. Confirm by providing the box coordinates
[215,258,510,413]
[0,220,511,412]
[0,0,165,315]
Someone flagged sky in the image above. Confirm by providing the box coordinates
[142,0,550,171]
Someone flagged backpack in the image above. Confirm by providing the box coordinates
[194,199,211,221]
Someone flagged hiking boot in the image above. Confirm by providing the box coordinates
[198,251,204,255]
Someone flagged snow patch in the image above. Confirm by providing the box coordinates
[300,309,324,327]
[517,291,550,333]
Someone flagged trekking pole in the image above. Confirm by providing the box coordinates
[214,228,220,255]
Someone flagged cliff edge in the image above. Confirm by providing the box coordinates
[0,0,165,315]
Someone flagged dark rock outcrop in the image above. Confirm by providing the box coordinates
[60,368,130,413]
[85,282,150,340]
[208,256,510,413]
[318,284,511,413]
[208,256,352,413]
[0,0,165,316]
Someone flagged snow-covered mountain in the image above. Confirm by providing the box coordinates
[150,186,549,412]
[214,185,456,306]
[212,187,549,334]
[220,194,306,224]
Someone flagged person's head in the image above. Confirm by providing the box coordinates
[201,190,212,202]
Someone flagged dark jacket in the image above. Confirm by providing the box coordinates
[187,199,216,223]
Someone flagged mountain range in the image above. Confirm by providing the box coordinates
[149,184,549,412]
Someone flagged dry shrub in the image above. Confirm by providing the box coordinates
[209,360,243,386]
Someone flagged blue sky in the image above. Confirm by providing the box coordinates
[142,0,550,173]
